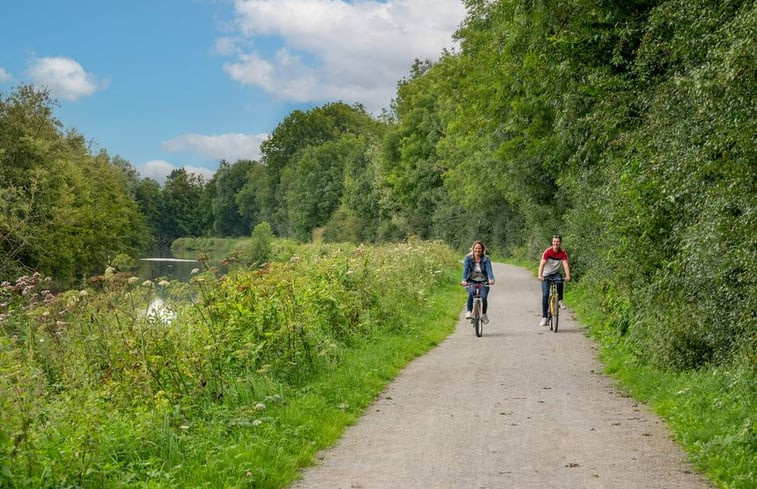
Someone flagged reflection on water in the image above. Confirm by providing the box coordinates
[138,257,199,282]
[138,246,202,282]
[138,246,229,282]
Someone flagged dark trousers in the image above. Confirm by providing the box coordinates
[466,283,490,313]
[541,274,563,318]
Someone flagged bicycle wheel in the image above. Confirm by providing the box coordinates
[473,299,483,337]
[550,292,559,332]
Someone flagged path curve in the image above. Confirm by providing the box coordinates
[290,263,712,489]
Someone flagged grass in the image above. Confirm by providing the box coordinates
[166,278,462,488]
[569,281,756,489]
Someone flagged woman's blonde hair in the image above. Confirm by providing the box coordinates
[470,240,487,255]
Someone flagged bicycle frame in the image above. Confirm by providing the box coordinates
[468,282,488,337]
[547,280,559,332]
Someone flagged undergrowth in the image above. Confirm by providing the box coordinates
[569,281,756,489]
[0,240,461,488]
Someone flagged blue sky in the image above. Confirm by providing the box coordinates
[0,0,465,183]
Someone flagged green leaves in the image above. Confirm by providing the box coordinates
[0,85,149,285]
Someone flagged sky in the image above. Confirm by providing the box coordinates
[0,0,466,183]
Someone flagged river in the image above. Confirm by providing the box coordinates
[137,246,220,282]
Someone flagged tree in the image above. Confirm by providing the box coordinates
[157,169,206,242]
[0,85,150,284]
[257,102,381,236]
[284,135,369,240]
[207,159,255,237]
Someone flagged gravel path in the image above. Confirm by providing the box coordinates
[290,263,712,489]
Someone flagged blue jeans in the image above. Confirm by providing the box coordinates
[466,283,490,313]
[541,274,563,318]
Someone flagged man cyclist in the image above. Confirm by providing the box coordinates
[461,240,495,324]
[538,234,571,326]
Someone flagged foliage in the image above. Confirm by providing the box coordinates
[247,221,274,265]
[2,2,754,485]
[156,168,208,242]
[250,102,384,237]
[0,241,458,488]
[0,85,150,286]
[207,159,256,237]
[570,282,757,489]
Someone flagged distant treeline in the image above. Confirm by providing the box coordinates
[1,0,754,369]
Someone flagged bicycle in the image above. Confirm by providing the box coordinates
[467,282,489,337]
[547,279,560,332]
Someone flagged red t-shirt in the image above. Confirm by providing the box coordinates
[541,247,568,276]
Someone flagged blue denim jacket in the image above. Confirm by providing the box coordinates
[462,254,494,283]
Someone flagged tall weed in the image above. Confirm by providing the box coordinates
[0,239,458,488]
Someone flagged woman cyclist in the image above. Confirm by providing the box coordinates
[538,234,571,326]
[461,240,495,323]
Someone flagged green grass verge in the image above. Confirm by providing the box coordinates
[569,282,756,489]
[172,279,462,488]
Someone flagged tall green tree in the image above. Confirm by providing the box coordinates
[207,159,254,237]
[236,161,267,231]
[157,169,207,242]
[135,178,162,244]
[284,134,371,240]
[255,102,381,236]
[0,85,150,284]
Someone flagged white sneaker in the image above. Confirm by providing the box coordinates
[482,314,489,324]
[559,300,566,309]
[465,311,472,319]
[539,317,548,327]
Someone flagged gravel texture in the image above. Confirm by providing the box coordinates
[290,263,712,489]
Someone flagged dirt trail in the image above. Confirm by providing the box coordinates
[290,263,712,489]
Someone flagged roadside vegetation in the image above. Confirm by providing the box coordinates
[570,283,756,488]
[0,239,461,488]
[1,0,754,487]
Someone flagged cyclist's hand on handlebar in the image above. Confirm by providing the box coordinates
[488,280,495,285]
[565,277,571,282]
[538,276,544,281]
[461,280,468,286]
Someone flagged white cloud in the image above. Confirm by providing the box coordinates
[0,67,11,83]
[140,160,177,183]
[162,132,268,162]
[223,0,465,111]
[140,160,216,185]
[26,56,104,101]
[184,165,217,182]
[214,37,239,56]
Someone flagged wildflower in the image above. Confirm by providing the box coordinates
[104,266,115,277]
[79,290,88,297]
[127,276,139,285]
[190,268,200,275]
[254,402,266,411]
[158,280,170,287]
[252,420,263,427]
[142,280,154,287]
